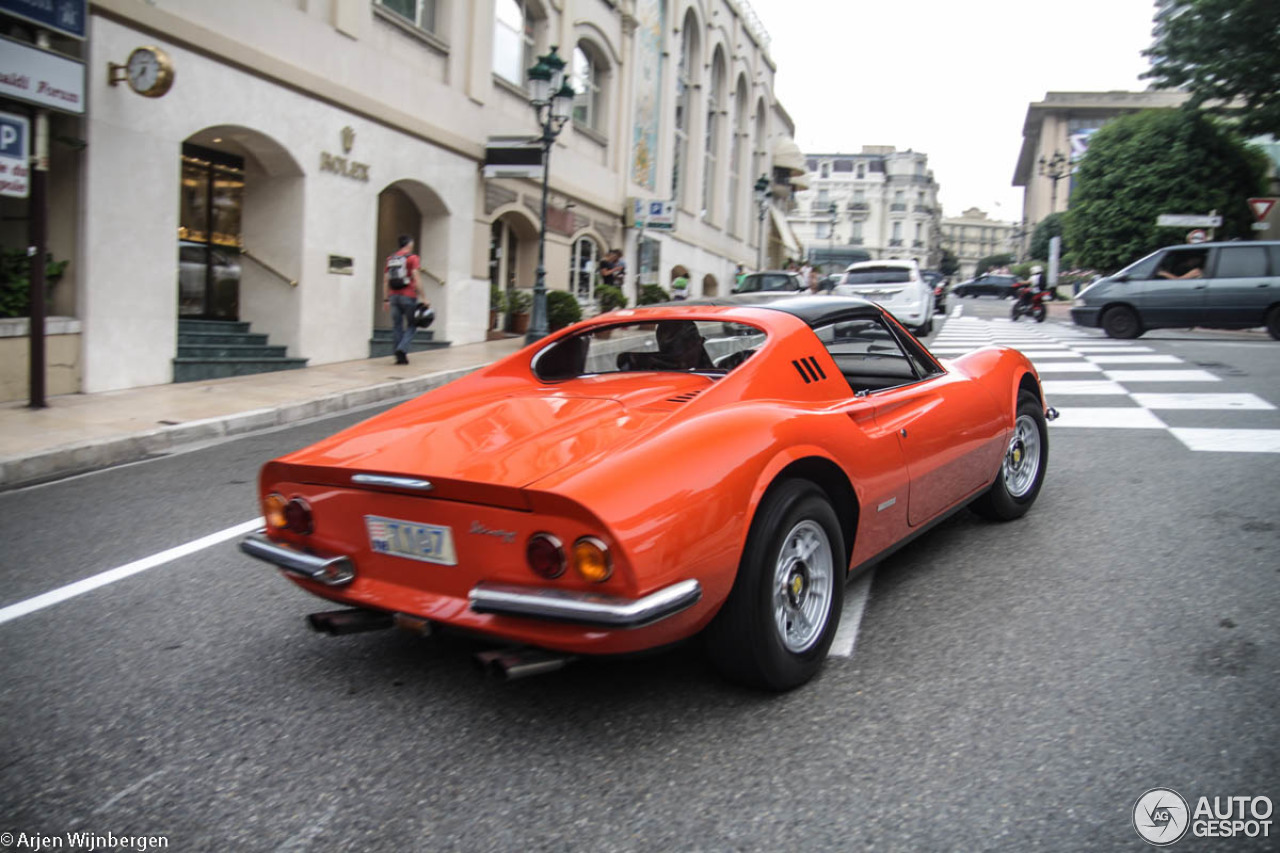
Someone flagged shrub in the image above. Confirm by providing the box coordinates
[638,283,670,305]
[546,289,582,331]
[490,284,507,313]
[507,289,532,314]
[595,284,626,312]
[0,248,68,318]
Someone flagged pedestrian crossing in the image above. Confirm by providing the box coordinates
[930,315,1280,454]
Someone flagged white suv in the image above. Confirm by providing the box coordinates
[833,259,935,336]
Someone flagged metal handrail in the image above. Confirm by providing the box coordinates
[241,248,297,288]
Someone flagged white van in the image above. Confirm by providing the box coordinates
[832,259,935,336]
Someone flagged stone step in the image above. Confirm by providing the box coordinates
[177,319,251,334]
[173,356,309,383]
[369,328,450,358]
[177,343,288,359]
[178,330,270,347]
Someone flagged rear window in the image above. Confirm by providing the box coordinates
[533,320,767,380]
[843,269,912,284]
[735,274,797,293]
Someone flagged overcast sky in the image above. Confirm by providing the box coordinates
[747,0,1159,222]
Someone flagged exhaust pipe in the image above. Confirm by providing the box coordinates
[475,647,576,680]
[307,608,394,636]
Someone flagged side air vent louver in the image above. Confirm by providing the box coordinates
[791,356,828,384]
[667,391,702,404]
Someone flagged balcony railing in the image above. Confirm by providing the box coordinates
[890,203,907,212]
[889,238,904,247]
[913,205,933,214]
[847,202,869,211]
[848,237,864,245]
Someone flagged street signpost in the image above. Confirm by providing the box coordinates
[1156,214,1223,228]
[1247,198,1275,232]
[0,110,29,198]
[1187,229,1207,244]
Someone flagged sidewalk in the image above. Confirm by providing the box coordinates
[0,336,529,490]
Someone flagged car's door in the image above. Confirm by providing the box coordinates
[819,315,1004,527]
[1141,247,1210,326]
[1202,244,1273,327]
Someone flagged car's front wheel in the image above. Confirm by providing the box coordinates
[971,391,1048,521]
[706,480,845,691]
[1101,305,1143,339]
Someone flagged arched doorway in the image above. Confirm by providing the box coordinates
[488,209,539,328]
[180,126,304,344]
[374,180,450,331]
[570,235,603,303]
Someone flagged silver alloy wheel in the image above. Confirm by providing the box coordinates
[771,519,834,653]
[1003,413,1042,498]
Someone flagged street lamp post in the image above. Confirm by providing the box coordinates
[828,202,838,274]
[753,174,771,271]
[1037,150,1070,217]
[525,46,576,345]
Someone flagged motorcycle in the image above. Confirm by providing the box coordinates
[1010,282,1048,323]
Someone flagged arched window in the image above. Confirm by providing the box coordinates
[728,77,747,237]
[672,18,697,206]
[571,44,602,131]
[701,49,725,221]
[570,237,600,301]
[494,0,539,87]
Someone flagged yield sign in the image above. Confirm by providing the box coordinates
[1248,198,1277,221]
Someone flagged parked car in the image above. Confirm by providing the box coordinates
[923,270,948,314]
[732,270,806,295]
[1072,241,1280,339]
[832,259,935,335]
[952,274,1022,299]
[241,297,1052,690]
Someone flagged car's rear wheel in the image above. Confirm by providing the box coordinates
[706,480,844,691]
[1101,305,1143,339]
[971,391,1048,521]
[915,315,933,336]
[1266,305,1280,341]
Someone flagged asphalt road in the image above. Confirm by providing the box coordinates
[1,303,1276,852]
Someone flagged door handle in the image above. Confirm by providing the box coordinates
[1258,283,1271,288]
[900,428,908,438]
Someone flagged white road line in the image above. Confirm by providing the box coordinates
[0,518,263,626]
[830,570,875,659]
[1131,393,1276,411]
[1170,428,1280,453]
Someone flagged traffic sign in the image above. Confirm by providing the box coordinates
[1157,214,1223,228]
[0,111,29,198]
[1186,229,1207,243]
[1252,222,1271,231]
[1247,198,1277,221]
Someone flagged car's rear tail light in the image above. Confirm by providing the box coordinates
[283,498,314,534]
[526,533,566,579]
[264,493,289,531]
[573,537,612,583]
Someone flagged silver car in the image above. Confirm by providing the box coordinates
[1071,241,1280,339]
[832,260,935,336]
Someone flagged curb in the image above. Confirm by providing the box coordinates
[0,364,481,491]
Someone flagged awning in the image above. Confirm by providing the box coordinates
[770,205,801,257]
[772,137,807,176]
[789,172,811,191]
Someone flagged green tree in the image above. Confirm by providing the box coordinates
[937,247,960,277]
[1064,109,1267,272]
[974,253,1015,277]
[1029,212,1067,262]
[1143,0,1280,138]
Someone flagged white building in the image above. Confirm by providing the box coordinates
[939,208,1019,281]
[789,146,942,273]
[0,0,804,398]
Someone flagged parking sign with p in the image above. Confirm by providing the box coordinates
[0,111,30,198]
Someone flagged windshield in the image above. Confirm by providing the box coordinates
[533,320,767,380]
[734,273,797,293]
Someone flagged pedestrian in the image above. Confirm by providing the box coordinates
[799,260,812,284]
[599,249,626,292]
[734,263,746,287]
[671,265,690,300]
[383,234,425,365]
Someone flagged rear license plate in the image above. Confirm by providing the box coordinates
[366,515,457,566]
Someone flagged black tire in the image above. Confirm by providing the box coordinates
[1101,305,1143,339]
[915,315,933,336]
[970,391,1048,521]
[1266,305,1280,341]
[706,480,845,691]
[1031,303,1047,323]
[1010,303,1022,322]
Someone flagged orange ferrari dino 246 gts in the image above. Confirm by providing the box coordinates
[242,296,1054,690]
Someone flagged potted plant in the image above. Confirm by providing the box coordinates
[489,284,507,330]
[0,249,68,318]
[595,284,626,313]
[546,290,583,331]
[507,289,532,334]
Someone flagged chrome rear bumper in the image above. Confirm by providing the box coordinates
[469,579,701,628]
[240,531,355,586]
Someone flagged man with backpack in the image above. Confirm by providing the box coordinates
[382,235,424,364]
